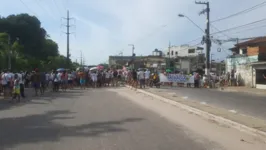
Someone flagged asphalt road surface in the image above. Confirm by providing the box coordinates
[150,87,266,120]
[0,88,222,150]
[0,87,265,150]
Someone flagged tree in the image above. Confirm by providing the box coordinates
[0,13,78,71]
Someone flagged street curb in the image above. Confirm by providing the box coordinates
[125,85,266,139]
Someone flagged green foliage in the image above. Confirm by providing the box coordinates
[0,13,78,71]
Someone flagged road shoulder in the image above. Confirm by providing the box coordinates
[110,87,266,150]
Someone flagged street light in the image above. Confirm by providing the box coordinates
[178,14,205,33]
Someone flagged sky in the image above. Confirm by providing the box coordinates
[1,0,266,65]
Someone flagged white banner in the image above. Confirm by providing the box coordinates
[159,73,194,83]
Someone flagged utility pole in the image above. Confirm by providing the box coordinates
[196,1,211,83]
[66,10,70,68]
[80,51,83,67]
[168,41,171,69]
[62,10,75,68]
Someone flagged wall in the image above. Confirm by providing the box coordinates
[180,59,190,74]
[247,46,259,56]
[226,55,258,87]
[164,45,199,58]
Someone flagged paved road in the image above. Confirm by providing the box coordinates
[0,88,220,150]
[147,87,266,120]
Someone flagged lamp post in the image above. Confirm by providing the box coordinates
[178,14,205,33]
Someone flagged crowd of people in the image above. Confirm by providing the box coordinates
[0,68,160,103]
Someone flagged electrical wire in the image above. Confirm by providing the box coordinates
[211,18,266,35]
[215,24,266,39]
[35,0,57,21]
[212,1,266,23]
[19,0,38,16]
[53,0,64,17]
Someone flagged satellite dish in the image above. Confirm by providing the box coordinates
[217,47,221,52]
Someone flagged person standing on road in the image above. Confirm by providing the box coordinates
[31,69,41,96]
[113,69,118,87]
[12,74,20,103]
[45,72,50,89]
[194,72,200,88]
[138,69,145,89]
[131,69,138,90]
[90,71,97,88]
[17,71,25,98]
[68,71,73,89]
[145,69,150,86]
[40,72,46,95]
[53,71,60,92]
[78,70,86,89]
[1,70,7,98]
[105,70,110,87]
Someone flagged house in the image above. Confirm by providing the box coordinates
[164,44,204,58]
[226,36,266,89]
[163,44,205,74]
[108,49,165,69]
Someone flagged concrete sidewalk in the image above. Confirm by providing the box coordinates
[218,86,266,96]
[141,87,266,134]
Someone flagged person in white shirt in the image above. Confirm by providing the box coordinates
[90,71,97,88]
[144,69,150,86]
[53,71,60,92]
[138,69,145,88]
[17,72,25,98]
[1,71,8,98]
[3,70,12,98]
[105,70,110,86]
[68,71,73,89]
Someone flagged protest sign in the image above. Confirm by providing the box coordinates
[159,73,194,83]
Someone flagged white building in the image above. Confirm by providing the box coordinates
[164,44,204,58]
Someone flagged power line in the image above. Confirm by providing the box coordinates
[215,24,266,39]
[35,0,57,21]
[211,17,266,35]
[53,0,64,16]
[212,1,266,23]
[19,0,38,16]
[210,24,232,39]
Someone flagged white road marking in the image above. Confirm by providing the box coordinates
[182,96,188,99]
[167,92,176,95]
[200,102,207,105]
[229,110,237,113]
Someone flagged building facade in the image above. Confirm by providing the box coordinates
[226,37,266,88]
[108,49,165,69]
[163,44,205,74]
[164,44,204,58]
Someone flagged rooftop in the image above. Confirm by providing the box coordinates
[235,36,266,47]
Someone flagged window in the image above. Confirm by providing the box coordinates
[188,49,195,53]
[171,51,174,55]
[167,52,169,55]
[242,48,247,54]
[175,51,178,55]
